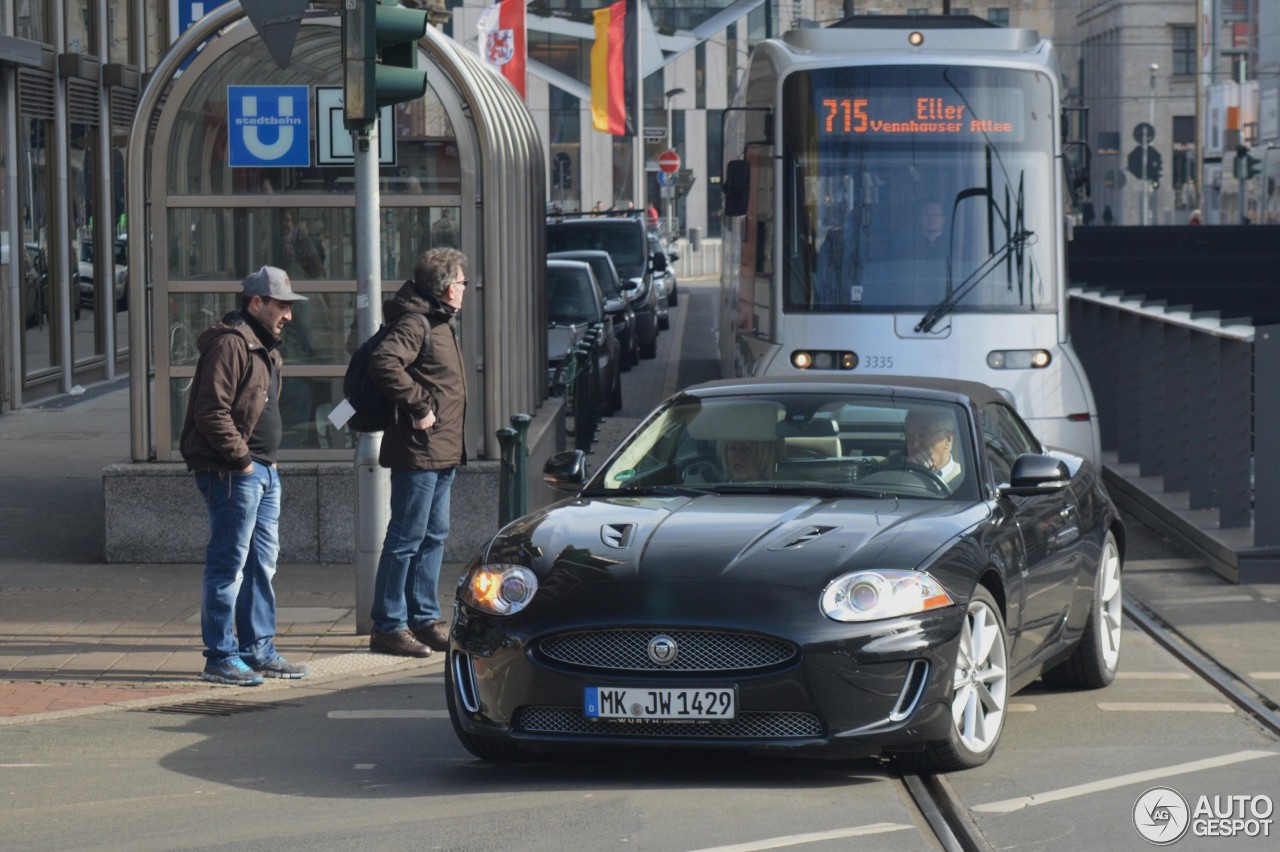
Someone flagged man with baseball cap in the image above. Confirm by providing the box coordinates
[180,266,310,685]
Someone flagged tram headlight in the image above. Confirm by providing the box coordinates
[791,350,858,371]
[908,31,925,47]
[987,349,1052,369]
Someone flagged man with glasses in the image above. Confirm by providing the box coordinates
[903,407,962,491]
[180,266,311,685]
[367,248,469,658]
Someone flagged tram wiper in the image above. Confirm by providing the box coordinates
[914,228,1034,334]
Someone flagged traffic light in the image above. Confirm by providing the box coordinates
[343,0,429,130]
[1233,145,1262,180]
[1245,150,1262,179]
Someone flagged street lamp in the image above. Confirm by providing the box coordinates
[1145,63,1158,225]
[663,87,686,239]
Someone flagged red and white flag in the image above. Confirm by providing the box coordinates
[477,0,527,99]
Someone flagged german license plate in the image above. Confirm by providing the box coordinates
[584,686,736,721]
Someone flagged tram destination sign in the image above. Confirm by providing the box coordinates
[817,88,1025,142]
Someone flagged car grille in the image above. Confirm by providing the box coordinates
[537,629,796,672]
[517,706,823,739]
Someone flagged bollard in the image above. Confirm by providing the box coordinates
[580,330,600,447]
[689,226,701,252]
[573,346,593,454]
[510,413,532,519]
[496,427,519,526]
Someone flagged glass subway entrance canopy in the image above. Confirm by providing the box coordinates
[127,8,545,463]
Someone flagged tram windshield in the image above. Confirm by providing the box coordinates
[781,65,1056,316]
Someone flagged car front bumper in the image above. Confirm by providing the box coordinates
[448,587,965,757]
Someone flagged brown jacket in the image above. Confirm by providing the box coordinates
[179,311,283,472]
[370,280,467,471]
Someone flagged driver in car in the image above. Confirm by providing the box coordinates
[903,407,962,491]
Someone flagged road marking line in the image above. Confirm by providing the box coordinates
[971,750,1277,814]
[354,763,375,769]
[1097,702,1234,713]
[1250,672,1280,680]
[686,823,914,851]
[1123,559,1208,570]
[327,710,449,719]
[1117,671,1193,680]
[1008,703,1036,712]
[1145,595,1256,606]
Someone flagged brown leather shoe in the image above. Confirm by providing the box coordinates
[412,619,451,651]
[369,628,433,658]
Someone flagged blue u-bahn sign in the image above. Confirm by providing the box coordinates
[227,85,311,168]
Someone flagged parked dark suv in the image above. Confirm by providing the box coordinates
[547,216,659,359]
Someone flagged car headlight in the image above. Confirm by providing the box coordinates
[459,564,538,616]
[820,569,954,622]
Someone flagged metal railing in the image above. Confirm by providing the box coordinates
[1069,287,1280,578]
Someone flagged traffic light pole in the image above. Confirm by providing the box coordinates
[1145,63,1157,225]
[344,0,429,635]
[353,123,386,636]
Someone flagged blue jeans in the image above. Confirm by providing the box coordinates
[195,463,281,664]
[372,467,456,634]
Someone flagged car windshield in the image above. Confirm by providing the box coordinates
[547,267,598,324]
[547,222,646,268]
[593,392,979,501]
[584,259,621,298]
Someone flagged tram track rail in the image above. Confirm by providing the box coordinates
[899,769,993,851]
[1123,592,1280,739]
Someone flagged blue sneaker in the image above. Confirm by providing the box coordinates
[202,657,264,686]
[248,655,309,679]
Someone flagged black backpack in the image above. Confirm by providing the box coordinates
[342,314,431,433]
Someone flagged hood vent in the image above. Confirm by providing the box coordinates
[600,522,636,549]
[770,525,838,550]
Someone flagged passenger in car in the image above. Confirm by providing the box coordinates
[720,439,775,482]
[903,407,962,490]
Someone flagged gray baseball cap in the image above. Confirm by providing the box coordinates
[242,266,308,302]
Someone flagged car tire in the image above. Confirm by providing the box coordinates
[658,312,670,331]
[667,286,678,308]
[609,369,623,414]
[620,335,633,372]
[446,653,525,762]
[1041,530,1122,690]
[640,322,660,355]
[914,585,1009,773]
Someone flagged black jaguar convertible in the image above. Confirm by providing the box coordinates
[446,377,1124,772]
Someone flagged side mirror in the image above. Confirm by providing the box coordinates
[652,251,667,271]
[543,449,589,492]
[668,252,680,262]
[1000,453,1071,496]
[723,159,750,217]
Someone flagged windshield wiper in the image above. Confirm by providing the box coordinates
[914,227,1034,334]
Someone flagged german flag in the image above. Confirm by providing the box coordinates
[590,0,636,136]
